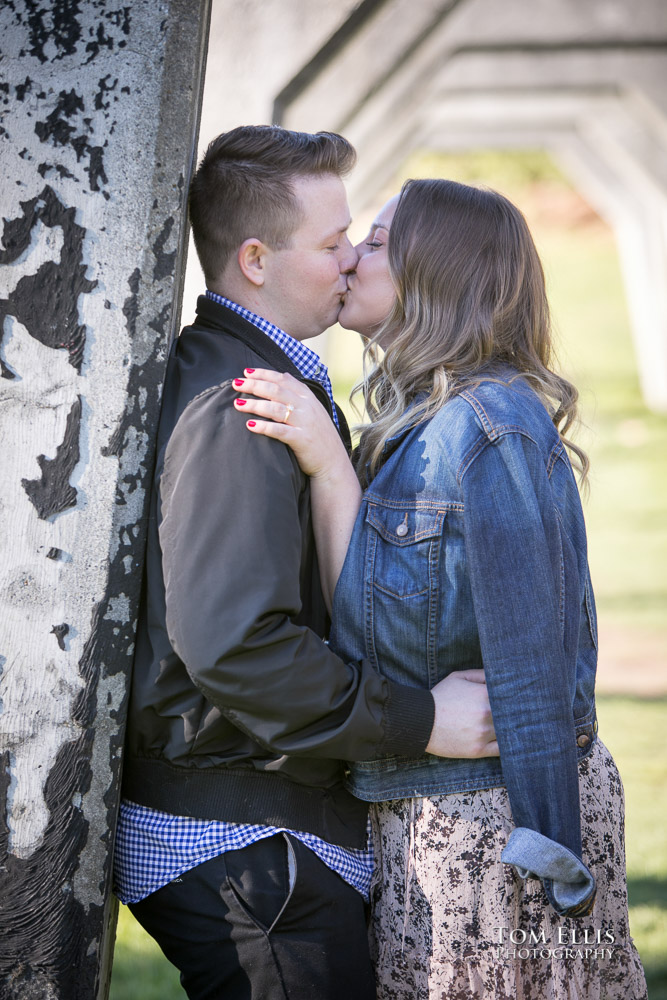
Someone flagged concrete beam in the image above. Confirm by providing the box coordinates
[555,134,667,413]
[0,2,210,996]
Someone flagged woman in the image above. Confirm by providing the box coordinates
[232,179,647,999]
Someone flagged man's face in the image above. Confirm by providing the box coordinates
[263,174,356,341]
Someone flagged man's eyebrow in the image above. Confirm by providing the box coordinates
[322,219,352,242]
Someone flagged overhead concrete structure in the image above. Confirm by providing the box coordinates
[268,0,667,412]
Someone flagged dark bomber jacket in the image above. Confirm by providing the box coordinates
[122,296,434,848]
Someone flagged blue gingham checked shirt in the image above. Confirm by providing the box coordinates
[206,290,339,427]
[113,293,371,905]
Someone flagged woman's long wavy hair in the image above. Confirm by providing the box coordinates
[353,178,589,486]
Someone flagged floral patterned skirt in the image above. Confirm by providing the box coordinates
[369,739,647,1000]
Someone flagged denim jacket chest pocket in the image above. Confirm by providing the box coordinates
[364,502,446,687]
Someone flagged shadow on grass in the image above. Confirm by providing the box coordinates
[628,875,667,909]
[627,875,667,1000]
[644,968,667,1000]
[109,901,184,1000]
[110,941,182,1000]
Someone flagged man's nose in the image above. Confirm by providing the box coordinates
[339,234,358,273]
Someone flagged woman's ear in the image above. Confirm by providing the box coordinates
[237,238,267,287]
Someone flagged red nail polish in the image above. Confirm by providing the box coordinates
[236,398,246,406]
[233,379,244,387]
[245,368,255,374]
[247,420,256,428]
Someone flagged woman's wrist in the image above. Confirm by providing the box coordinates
[310,442,358,486]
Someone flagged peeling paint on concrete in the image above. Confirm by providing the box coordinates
[0,185,95,372]
[103,595,130,624]
[22,395,82,518]
[0,1,211,996]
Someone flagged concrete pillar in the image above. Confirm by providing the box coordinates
[555,109,667,413]
[0,2,210,997]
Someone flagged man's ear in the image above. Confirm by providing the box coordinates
[237,238,267,287]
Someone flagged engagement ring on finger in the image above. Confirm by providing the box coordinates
[283,404,294,424]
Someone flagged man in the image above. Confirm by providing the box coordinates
[115,126,496,1000]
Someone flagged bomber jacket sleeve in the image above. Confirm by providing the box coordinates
[461,429,596,916]
[158,381,434,762]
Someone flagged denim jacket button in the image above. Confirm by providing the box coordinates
[577,733,591,748]
[396,522,409,537]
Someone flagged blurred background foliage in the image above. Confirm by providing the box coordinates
[110,149,666,999]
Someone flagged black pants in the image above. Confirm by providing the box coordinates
[129,833,376,1000]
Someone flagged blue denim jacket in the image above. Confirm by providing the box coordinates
[330,371,598,916]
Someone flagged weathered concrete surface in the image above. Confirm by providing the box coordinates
[0,1,210,996]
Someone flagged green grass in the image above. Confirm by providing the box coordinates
[110,906,182,1000]
[597,696,667,998]
[538,226,667,631]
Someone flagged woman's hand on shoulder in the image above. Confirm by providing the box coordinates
[232,368,348,478]
[234,368,362,609]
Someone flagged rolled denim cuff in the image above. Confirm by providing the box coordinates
[501,827,596,917]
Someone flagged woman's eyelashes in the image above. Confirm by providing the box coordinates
[365,239,384,250]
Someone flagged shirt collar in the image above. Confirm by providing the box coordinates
[205,290,339,429]
[205,290,326,383]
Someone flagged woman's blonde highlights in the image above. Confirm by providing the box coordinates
[352,178,588,486]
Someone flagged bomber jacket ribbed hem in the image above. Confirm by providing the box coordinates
[121,679,435,849]
[121,757,371,848]
[381,680,435,757]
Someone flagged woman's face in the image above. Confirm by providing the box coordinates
[338,194,400,341]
